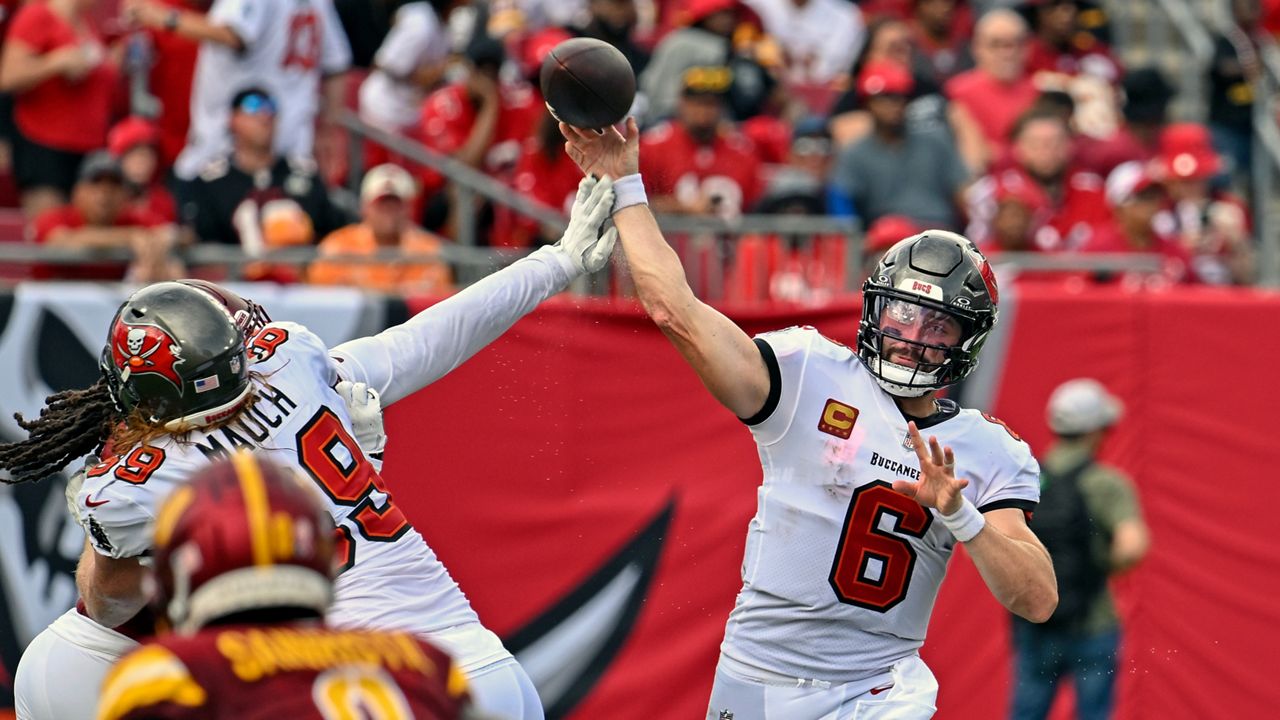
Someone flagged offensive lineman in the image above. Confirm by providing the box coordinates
[3,175,619,720]
[97,450,480,720]
[122,0,352,180]
[561,120,1058,718]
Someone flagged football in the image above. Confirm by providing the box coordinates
[539,38,636,130]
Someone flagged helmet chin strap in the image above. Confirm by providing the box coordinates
[160,384,254,433]
[870,356,944,397]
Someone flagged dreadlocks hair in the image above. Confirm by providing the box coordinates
[0,380,120,485]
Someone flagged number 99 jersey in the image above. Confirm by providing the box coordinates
[719,327,1040,684]
[78,322,502,668]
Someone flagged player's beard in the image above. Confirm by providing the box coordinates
[687,124,717,145]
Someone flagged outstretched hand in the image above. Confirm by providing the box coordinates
[891,422,969,515]
[560,117,640,180]
[557,175,617,273]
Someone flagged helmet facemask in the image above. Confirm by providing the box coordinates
[859,293,988,396]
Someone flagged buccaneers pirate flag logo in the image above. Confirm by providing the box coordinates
[109,321,184,388]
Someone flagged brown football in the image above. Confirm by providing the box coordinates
[539,38,636,130]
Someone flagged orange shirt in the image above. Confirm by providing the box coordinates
[308,223,454,295]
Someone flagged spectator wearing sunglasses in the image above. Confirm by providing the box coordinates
[174,88,350,279]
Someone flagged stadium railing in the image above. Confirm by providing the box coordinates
[0,110,1169,296]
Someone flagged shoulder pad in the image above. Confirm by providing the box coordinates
[99,645,205,720]
[755,325,820,357]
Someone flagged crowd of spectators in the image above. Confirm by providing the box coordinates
[0,0,1276,297]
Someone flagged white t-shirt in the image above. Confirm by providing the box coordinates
[177,0,352,179]
[719,326,1040,683]
[358,2,449,132]
[741,0,865,84]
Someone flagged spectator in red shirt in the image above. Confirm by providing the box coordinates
[1151,123,1256,285]
[1073,66,1173,176]
[967,108,1110,253]
[494,110,585,248]
[1086,160,1197,286]
[945,7,1039,173]
[909,0,975,89]
[32,151,180,281]
[108,116,178,223]
[414,34,540,232]
[0,0,121,219]
[1022,0,1121,82]
[640,65,763,217]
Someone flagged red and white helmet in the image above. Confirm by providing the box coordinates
[151,450,334,634]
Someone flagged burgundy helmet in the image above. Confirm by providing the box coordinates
[151,450,334,634]
[175,279,272,342]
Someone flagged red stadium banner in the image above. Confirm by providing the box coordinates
[382,286,1280,719]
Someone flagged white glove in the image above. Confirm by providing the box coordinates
[556,175,618,274]
[335,380,386,455]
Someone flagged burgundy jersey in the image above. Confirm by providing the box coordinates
[97,624,470,720]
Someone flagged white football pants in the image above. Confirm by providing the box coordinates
[706,653,939,720]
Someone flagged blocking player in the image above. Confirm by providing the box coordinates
[97,450,480,720]
[561,120,1057,718]
[3,174,618,720]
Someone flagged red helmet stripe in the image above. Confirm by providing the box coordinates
[978,259,999,306]
[231,450,273,567]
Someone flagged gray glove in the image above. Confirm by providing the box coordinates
[556,175,618,274]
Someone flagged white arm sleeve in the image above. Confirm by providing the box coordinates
[375,4,444,78]
[209,0,270,49]
[330,245,579,405]
[318,0,353,75]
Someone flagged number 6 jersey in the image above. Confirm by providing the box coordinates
[79,322,506,673]
[719,326,1040,683]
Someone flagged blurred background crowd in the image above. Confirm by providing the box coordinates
[0,0,1277,300]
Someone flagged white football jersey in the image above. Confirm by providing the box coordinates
[176,0,352,179]
[358,2,449,131]
[78,321,506,671]
[719,326,1040,683]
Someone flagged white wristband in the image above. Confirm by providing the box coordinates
[611,173,647,213]
[939,497,985,543]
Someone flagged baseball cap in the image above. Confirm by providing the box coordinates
[78,151,124,183]
[107,116,160,157]
[857,61,914,99]
[1154,122,1221,181]
[1105,160,1160,207]
[522,27,573,80]
[865,215,923,252]
[993,169,1050,209]
[231,87,277,115]
[682,66,733,95]
[361,164,417,204]
[1047,378,1123,435]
